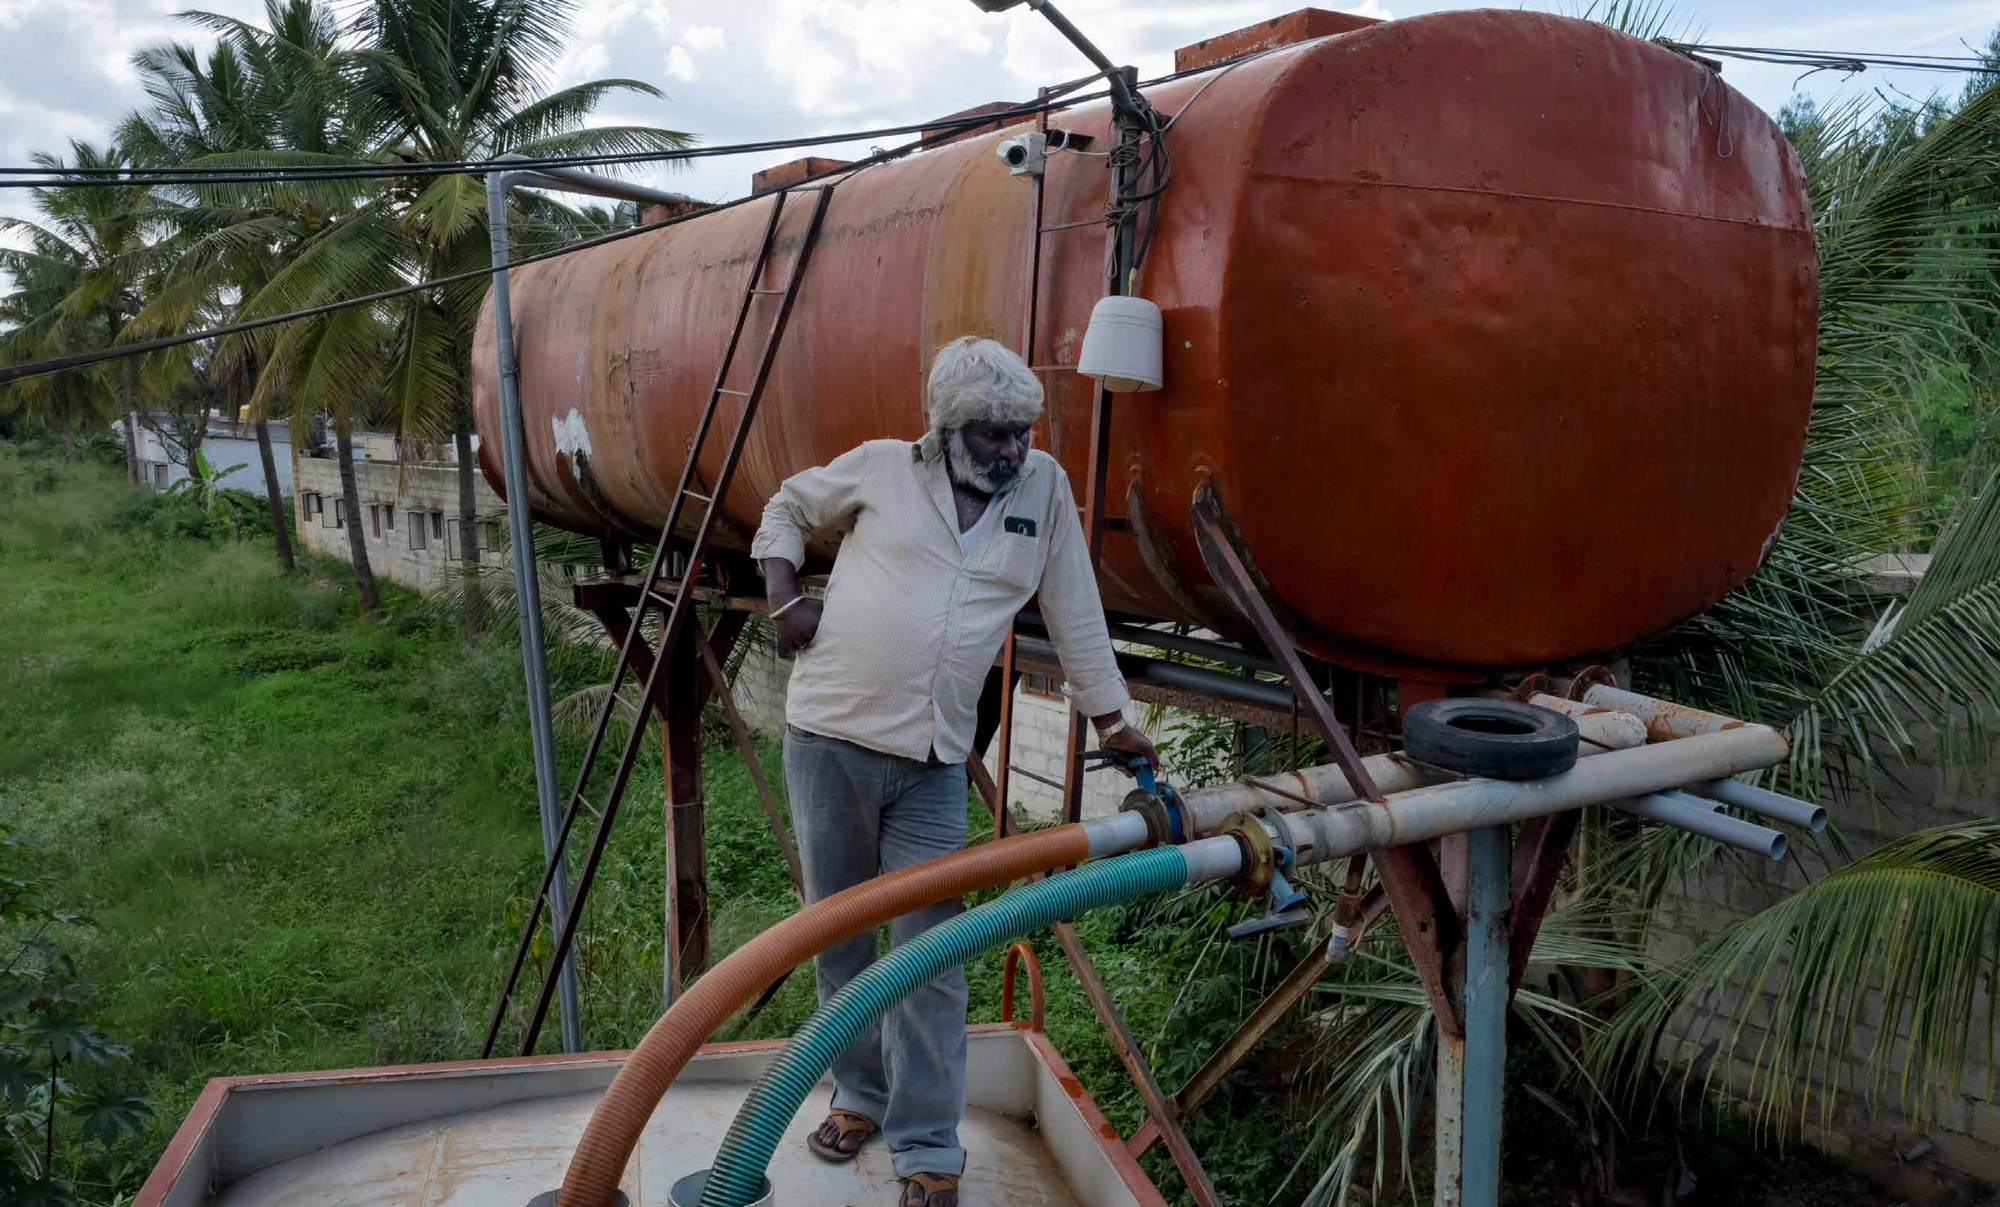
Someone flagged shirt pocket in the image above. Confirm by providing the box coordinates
[984,528,1044,591]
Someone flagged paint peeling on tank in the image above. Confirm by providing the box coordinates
[553,408,594,459]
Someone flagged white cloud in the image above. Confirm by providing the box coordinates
[554,40,612,85]
[762,0,996,116]
[665,44,700,82]
[571,0,639,38]
[682,23,725,53]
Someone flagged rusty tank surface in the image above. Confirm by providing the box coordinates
[472,8,1817,676]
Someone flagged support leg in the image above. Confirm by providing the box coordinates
[1436,824,1510,1207]
[661,627,706,1000]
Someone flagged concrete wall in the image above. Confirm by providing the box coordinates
[1648,744,1999,1188]
[291,452,507,592]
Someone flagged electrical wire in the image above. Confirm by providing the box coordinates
[0,93,1089,191]
[0,41,1254,381]
[1662,40,1998,76]
[0,51,1248,192]
[0,117,948,386]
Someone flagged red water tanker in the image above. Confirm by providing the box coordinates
[472,8,1817,678]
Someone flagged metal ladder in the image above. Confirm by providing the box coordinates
[482,183,837,1057]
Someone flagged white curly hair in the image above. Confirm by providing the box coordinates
[917,335,1044,460]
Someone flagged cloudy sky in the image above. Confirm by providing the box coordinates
[0,0,1994,242]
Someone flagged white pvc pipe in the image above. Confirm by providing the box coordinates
[1580,684,1749,741]
[1277,725,1790,868]
[1182,694,1646,835]
[1689,777,1828,834]
[1615,792,1788,860]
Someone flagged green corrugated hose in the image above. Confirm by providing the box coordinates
[697,845,1193,1207]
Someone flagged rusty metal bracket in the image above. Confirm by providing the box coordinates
[1188,486,1466,1032]
[1507,810,1580,995]
[1189,485,1384,804]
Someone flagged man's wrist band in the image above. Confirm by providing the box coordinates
[770,595,808,621]
[1095,718,1131,740]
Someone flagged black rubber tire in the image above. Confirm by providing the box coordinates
[1401,699,1580,781]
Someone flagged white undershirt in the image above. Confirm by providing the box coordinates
[956,495,1000,560]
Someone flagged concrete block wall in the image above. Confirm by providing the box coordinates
[1648,720,2000,1185]
[291,452,506,592]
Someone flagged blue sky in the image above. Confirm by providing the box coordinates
[0,0,1993,242]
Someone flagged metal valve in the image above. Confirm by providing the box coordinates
[1216,809,1312,940]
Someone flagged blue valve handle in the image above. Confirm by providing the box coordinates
[1083,751,1186,844]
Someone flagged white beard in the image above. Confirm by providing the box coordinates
[943,426,1030,495]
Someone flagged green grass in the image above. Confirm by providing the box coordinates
[0,448,1923,1207]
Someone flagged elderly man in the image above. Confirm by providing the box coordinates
[751,335,1157,1207]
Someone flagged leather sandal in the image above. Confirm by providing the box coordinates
[900,1172,960,1207]
[806,1109,878,1162]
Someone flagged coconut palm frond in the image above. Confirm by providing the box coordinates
[1780,470,2000,803]
[1589,820,2000,1143]
[1287,900,1652,1206]
[424,553,612,650]
[553,680,647,745]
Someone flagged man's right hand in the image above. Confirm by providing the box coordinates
[772,597,822,652]
[761,556,821,652]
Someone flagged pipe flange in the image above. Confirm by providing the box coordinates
[1216,812,1276,897]
[1119,788,1170,848]
[1509,673,1558,702]
[1565,665,1619,701]
[1248,804,1297,860]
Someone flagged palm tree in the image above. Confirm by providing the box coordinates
[121,34,303,571]
[0,143,173,479]
[0,230,117,459]
[210,0,694,575]
[128,0,401,608]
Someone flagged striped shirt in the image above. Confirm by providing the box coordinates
[751,438,1130,763]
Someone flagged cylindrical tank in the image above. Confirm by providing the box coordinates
[473,9,1817,677]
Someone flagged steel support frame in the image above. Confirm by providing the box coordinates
[485,159,697,1054]
[1185,488,1548,1206]
[484,176,835,1059]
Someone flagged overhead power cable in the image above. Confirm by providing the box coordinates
[0,53,1240,191]
[0,90,1121,387]
[0,99,1076,191]
[1662,40,1999,76]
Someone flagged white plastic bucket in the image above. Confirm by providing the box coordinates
[1077,295,1164,393]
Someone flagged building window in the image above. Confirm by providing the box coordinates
[333,499,345,529]
[369,504,382,539]
[1023,673,1064,700]
[384,504,395,532]
[430,511,444,541]
[447,518,477,563]
[302,493,318,519]
[152,463,167,489]
[481,519,504,556]
[408,515,428,551]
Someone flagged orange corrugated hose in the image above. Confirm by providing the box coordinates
[556,823,1090,1207]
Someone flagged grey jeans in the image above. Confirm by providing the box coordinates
[782,725,970,1179]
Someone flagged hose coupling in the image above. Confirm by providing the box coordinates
[1215,811,1277,897]
[1119,788,1172,849]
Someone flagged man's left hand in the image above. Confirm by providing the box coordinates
[1097,722,1161,778]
